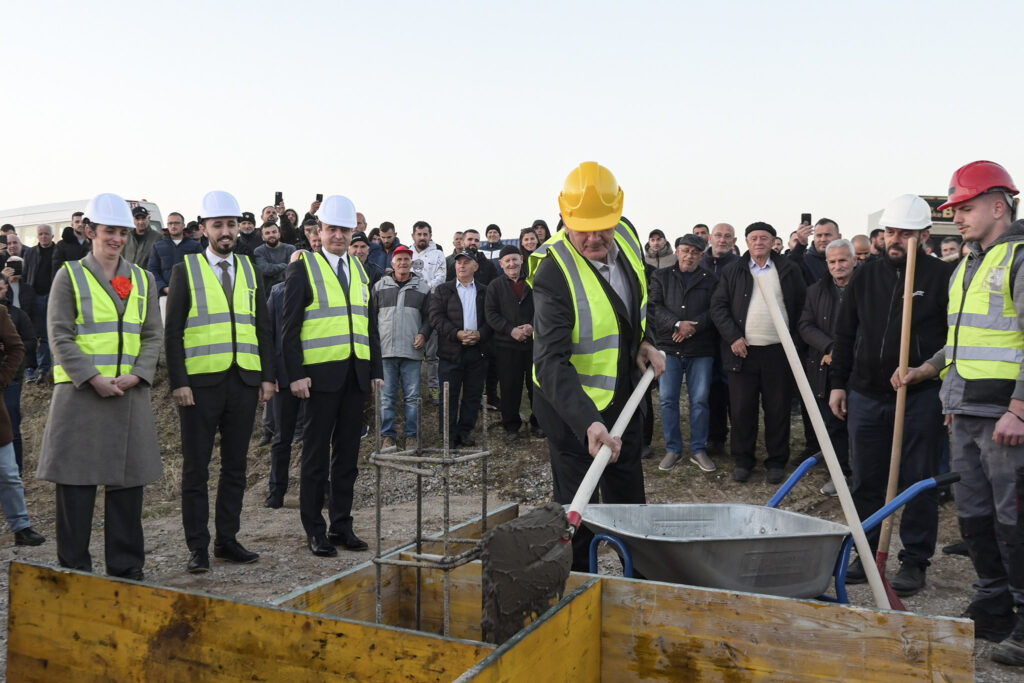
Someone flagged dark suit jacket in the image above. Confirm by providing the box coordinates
[532,231,650,443]
[164,256,275,390]
[281,251,383,394]
[429,278,492,363]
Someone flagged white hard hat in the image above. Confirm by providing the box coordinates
[879,194,932,231]
[84,193,134,228]
[319,195,357,228]
[200,190,242,220]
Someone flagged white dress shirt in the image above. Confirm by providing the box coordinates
[205,247,235,286]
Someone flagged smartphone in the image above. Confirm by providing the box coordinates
[9,260,21,276]
[315,193,323,203]
[275,191,283,205]
[0,235,7,245]
[800,213,812,226]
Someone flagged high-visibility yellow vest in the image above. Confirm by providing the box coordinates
[529,222,647,410]
[943,240,1024,380]
[300,252,371,365]
[54,261,148,383]
[182,254,261,375]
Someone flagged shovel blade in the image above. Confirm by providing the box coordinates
[480,502,573,644]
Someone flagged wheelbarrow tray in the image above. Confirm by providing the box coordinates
[584,503,850,598]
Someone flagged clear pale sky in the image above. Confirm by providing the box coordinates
[3,1,1022,244]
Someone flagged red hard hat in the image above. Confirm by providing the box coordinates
[938,160,1019,210]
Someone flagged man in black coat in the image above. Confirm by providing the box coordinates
[648,235,719,472]
[710,222,806,484]
[166,193,276,574]
[797,237,855,495]
[829,199,952,596]
[53,212,90,271]
[430,251,491,446]
[282,196,382,558]
[445,228,497,285]
[788,218,841,286]
[484,245,540,441]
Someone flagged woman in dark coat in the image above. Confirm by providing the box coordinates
[36,193,162,580]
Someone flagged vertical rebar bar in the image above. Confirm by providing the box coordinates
[415,394,423,631]
[374,384,383,625]
[442,381,452,637]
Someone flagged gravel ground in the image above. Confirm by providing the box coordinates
[2,376,1019,681]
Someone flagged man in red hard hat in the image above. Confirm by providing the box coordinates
[900,161,1024,664]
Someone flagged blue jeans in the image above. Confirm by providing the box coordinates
[381,358,422,438]
[0,442,30,533]
[658,355,713,454]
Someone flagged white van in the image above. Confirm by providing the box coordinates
[0,199,163,247]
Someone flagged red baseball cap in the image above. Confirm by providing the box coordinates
[391,245,413,257]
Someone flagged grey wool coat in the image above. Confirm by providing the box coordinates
[36,254,163,487]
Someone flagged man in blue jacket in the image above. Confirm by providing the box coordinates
[148,212,203,296]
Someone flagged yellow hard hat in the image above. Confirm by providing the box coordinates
[558,161,624,232]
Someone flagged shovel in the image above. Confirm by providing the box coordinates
[480,364,658,644]
[752,273,892,610]
[873,235,920,611]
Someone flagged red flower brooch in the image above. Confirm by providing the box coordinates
[111,276,133,300]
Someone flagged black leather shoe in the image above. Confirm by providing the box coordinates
[308,534,338,557]
[213,539,259,564]
[257,432,273,447]
[845,556,867,584]
[263,492,284,509]
[455,436,477,448]
[328,529,369,551]
[766,468,786,485]
[14,527,45,546]
[890,562,926,597]
[115,568,145,581]
[732,466,751,483]
[187,549,210,574]
[530,426,546,439]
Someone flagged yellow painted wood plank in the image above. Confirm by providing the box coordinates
[457,579,603,683]
[397,560,484,640]
[8,561,493,682]
[598,576,974,681]
[276,560,401,624]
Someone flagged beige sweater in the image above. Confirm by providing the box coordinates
[745,265,786,346]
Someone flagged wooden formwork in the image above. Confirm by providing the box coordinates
[6,502,976,681]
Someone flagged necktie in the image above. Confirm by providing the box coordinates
[337,257,349,291]
[217,261,232,298]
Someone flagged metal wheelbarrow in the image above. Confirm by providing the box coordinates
[585,455,959,602]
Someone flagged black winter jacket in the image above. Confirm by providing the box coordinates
[648,264,718,357]
[787,242,828,285]
[429,279,492,363]
[831,249,953,400]
[709,251,807,373]
[798,278,845,399]
[484,275,534,351]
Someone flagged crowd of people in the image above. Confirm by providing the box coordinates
[0,157,1022,667]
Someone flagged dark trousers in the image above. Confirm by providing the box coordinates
[536,397,646,572]
[269,391,305,495]
[438,349,485,443]
[300,364,365,537]
[486,349,500,406]
[3,381,21,473]
[495,345,537,433]
[728,344,792,471]
[708,358,729,443]
[56,483,144,577]
[847,387,941,568]
[179,371,259,551]
[816,396,850,476]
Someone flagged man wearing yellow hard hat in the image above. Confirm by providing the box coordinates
[529,162,665,571]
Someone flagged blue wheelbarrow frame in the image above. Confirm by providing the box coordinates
[589,455,959,604]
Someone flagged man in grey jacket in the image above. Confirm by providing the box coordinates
[122,206,162,268]
[254,222,296,292]
[372,245,432,450]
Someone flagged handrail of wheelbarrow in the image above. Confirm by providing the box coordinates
[825,471,961,603]
[765,454,823,508]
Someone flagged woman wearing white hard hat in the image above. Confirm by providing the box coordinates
[36,192,162,580]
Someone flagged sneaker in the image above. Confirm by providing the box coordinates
[360,424,370,440]
[820,479,838,496]
[845,556,867,584]
[658,451,682,471]
[732,466,751,483]
[766,468,786,485]
[689,452,716,472]
[381,436,396,450]
[890,562,926,597]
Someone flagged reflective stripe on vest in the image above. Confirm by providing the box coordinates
[182,254,261,375]
[530,222,647,411]
[53,261,148,383]
[300,252,371,365]
[942,241,1024,380]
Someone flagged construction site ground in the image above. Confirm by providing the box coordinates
[0,373,1016,682]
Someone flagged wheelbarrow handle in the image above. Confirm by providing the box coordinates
[860,472,960,535]
[932,472,961,489]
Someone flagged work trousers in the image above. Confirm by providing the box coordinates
[728,344,792,471]
[180,371,259,551]
[847,386,941,568]
[438,349,485,443]
[300,364,365,537]
[268,390,306,496]
[56,483,144,577]
[952,414,1024,608]
[494,345,537,434]
[536,396,646,572]
[815,396,850,476]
